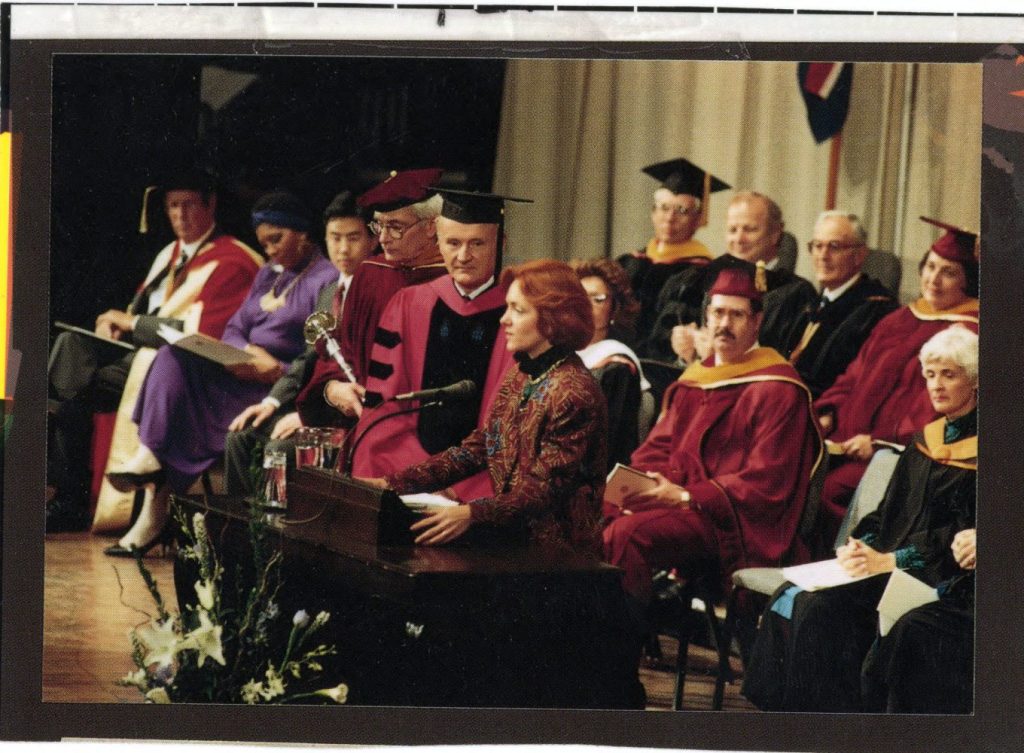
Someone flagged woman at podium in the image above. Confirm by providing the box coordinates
[363,259,608,556]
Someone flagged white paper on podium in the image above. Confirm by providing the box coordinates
[781,558,876,592]
[876,568,939,637]
[400,493,460,512]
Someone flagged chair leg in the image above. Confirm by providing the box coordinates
[712,586,741,711]
[673,604,699,711]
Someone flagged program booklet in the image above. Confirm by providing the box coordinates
[158,324,253,367]
[604,463,658,507]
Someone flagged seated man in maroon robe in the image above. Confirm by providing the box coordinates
[347,190,529,500]
[602,267,823,620]
[294,168,448,427]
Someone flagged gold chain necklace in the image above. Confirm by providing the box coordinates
[520,356,567,402]
[259,259,312,313]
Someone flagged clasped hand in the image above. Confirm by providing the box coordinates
[835,538,896,577]
[618,471,689,513]
[354,477,472,547]
[951,528,976,570]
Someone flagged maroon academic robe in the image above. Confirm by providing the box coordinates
[813,298,979,529]
[603,347,823,599]
[351,277,515,501]
[295,256,447,427]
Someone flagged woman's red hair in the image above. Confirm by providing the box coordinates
[500,259,594,351]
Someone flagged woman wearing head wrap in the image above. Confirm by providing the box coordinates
[105,191,338,555]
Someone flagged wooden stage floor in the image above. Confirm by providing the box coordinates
[43,531,756,712]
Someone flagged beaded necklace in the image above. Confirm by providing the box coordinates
[520,355,567,403]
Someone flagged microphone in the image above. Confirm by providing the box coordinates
[392,379,477,403]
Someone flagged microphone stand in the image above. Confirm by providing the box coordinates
[341,398,442,475]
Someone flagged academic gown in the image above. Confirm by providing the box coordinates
[295,257,447,427]
[602,348,823,600]
[617,239,712,342]
[132,253,337,493]
[640,253,818,361]
[778,274,898,398]
[742,418,976,712]
[351,277,515,500]
[814,298,979,527]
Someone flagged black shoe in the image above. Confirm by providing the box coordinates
[103,526,173,558]
[45,495,92,533]
[106,468,165,493]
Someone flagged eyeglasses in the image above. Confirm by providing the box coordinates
[807,240,864,254]
[588,293,610,304]
[652,203,700,218]
[368,217,426,240]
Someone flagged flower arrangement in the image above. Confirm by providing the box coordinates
[119,507,347,705]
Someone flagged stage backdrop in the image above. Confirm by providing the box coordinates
[493,60,981,304]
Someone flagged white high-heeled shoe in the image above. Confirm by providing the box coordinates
[104,485,172,558]
[107,444,164,492]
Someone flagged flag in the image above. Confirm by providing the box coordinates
[798,62,854,143]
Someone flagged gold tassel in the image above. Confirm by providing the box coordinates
[698,171,711,228]
[755,260,768,293]
[138,185,158,234]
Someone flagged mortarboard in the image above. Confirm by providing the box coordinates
[920,216,980,266]
[138,166,218,234]
[643,157,730,227]
[432,187,533,225]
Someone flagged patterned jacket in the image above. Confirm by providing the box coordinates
[387,348,608,556]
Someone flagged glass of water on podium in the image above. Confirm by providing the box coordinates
[294,427,321,470]
[318,428,345,472]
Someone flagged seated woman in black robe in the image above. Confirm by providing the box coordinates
[571,259,651,471]
[742,325,977,712]
[860,527,975,713]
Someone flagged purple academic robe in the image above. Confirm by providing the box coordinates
[133,253,337,492]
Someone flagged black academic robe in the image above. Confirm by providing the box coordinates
[860,571,974,713]
[618,251,710,342]
[777,274,898,398]
[741,423,976,712]
[639,254,817,361]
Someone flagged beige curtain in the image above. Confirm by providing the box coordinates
[493,60,981,303]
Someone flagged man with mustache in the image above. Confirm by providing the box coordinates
[603,266,823,624]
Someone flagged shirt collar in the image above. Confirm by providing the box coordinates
[179,223,215,261]
[822,272,861,302]
[453,275,495,301]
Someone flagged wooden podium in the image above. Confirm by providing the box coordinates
[175,468,641,708]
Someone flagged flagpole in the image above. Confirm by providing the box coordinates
[825,130,842,211]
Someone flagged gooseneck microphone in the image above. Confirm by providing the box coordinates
[392,379,477,403]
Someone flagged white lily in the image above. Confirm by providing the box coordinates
[183,609,226,668]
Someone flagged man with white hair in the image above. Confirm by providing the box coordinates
[295,168,448,427]
[641,190,816,363]
[778,210,897,397]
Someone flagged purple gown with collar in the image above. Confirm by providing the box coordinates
[132,253,337,493]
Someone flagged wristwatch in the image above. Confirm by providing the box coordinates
[679,488,691,505]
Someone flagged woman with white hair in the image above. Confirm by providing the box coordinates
[743,325,978,712]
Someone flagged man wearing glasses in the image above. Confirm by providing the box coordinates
[641,191,817,364]
[618,158,729,339]
[349,190,527,500]
[295,168,447,428]
[779,211,897,398]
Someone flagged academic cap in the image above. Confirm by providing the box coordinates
[920,216,980,266]
[357,168,444,213]
[707,264,765,303]
[138,166,218,234]
[642,158,730,198]
[432,188,533,224]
